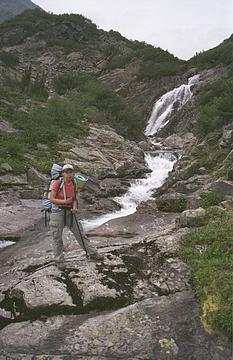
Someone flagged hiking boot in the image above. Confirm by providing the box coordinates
[88,252,104,261]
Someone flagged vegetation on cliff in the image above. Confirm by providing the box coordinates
[178,207,233,338]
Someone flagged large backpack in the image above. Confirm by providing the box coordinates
[42,163,64,213]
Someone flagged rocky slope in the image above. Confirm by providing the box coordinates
[0,9,232,359]
[0,0,40,24]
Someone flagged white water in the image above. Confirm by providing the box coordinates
[82,153,175,232]
[145,74,200,136]
[0,240,16,249]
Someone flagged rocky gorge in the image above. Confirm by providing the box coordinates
[0,8,233,360]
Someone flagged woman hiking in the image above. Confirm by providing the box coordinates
[50,164,103,270]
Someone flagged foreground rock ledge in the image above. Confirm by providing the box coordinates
[0,291,231,360]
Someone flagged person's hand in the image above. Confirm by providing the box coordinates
[71,208,78,214]
[63,197,73,205]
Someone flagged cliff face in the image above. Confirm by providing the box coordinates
[0,0,40,24]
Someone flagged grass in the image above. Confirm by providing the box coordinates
[178,207,233,338]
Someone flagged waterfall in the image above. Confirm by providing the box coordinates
[145,74,200,136]
[82,74,199,232]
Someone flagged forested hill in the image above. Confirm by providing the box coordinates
[0,0,40,23]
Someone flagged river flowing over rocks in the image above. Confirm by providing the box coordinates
[0,73,232,360]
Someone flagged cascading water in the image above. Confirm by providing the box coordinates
[145,74,200,136]
[82,153,176,232]
[82,74,199,232]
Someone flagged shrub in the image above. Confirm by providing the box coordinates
[52,72,144,139]
[195,72,233,137]
[137,61,185,81]
[20,65,48,100]
[200,191,225,208]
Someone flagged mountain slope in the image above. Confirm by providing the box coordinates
[0,9,187,117]
[0,0,40,24]
[189,34,233,69]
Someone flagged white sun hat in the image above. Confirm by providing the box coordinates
[62,164,74,171]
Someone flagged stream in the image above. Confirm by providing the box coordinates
[82,74,199,232]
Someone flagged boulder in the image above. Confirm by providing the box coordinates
[0,174,27,185]
[209,179,233,196]
[138,141,151,151]
[27,167,48,186]
[36,143,49,151]
[163,134,184,148]
[176,207,206,228]
[10,266,74,311]
[156,193,187,213]
[219,122,233,148]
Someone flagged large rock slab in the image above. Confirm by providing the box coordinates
[0,291,231,359]
[9,266,74,312]
[0,200,43,238]
[59,124,146,178]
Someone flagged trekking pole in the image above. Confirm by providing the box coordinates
[72,213,88,258]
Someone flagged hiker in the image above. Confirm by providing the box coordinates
[49,164,103,270]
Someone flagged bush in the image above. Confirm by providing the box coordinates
[53,72,92,95]
[178,209,233,338]
[137,61,185,81]
[200,191,225,208]
[53,72,144,139]
[20,65,48,100]
[195,72,233,136]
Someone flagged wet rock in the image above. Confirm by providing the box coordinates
[163,134,184,148]
[138,141,151,151]
[0,291,231,359]
[114,159,150,178]
[98,178,128,197]
[176,207,206,228]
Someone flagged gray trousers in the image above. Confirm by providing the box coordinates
[49,209,97,263]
